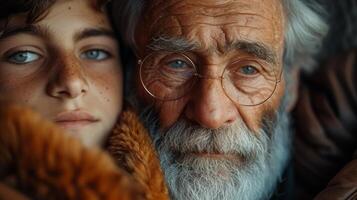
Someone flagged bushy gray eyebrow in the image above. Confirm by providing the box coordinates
[147,36,199,52]
[147,36,277,64]
[228,41,277,64]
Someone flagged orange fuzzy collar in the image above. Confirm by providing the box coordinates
[0,103,168,200]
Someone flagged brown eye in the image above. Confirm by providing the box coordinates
[7,51,41,64]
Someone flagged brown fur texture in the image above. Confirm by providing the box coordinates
[0,103,168,199]
[106,108,169,200]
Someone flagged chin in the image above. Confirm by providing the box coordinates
[62,127,106,147]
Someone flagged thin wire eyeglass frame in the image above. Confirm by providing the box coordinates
[138,51,282,106]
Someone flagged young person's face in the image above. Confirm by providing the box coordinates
[0,0,123,147]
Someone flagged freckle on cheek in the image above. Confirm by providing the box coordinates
[20,90,31,104]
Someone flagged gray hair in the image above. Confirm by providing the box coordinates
[111,0,328,72]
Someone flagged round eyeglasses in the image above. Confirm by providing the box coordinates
[138,51,281,106]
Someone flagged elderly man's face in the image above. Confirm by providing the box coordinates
[134,0,290,199]
[135,0,285,131]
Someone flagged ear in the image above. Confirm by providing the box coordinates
[285,67,300,112]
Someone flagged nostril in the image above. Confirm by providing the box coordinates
[225,119,235,125]
[56,89,72,98]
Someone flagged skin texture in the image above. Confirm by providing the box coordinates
[135,0,286,132]
[0,0,123,147]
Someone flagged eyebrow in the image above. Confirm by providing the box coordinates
[0,24,50,40]
[147,36,277,64]
[147,36,198,52]
[228,41,277,64]
[73,28,115,42]
[0,25,115,44]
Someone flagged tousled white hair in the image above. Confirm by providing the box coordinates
[111,0,328,72]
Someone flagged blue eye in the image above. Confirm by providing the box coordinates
[81,49,109,60]
[8,51,41,64]
[239,65,258,75]
[167,60,188,69]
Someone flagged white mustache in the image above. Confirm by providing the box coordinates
[156,118,270,163]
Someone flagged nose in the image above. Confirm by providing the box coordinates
[185,78,239,129]
[47,57,89,99]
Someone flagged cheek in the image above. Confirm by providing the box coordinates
[237,106,264,133]
[0,72,46,105]
[89,67,123,117]
[149,100,189,129]
[157,99,188,128]
[135,71,188,128]
[237,81,285,132]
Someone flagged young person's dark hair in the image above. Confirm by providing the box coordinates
[0,0,110,31]
[0,0,56,23]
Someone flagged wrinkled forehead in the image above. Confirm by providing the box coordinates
[139,0,285,54]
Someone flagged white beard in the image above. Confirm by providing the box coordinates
[141,106,291,200]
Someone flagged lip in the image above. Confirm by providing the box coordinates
[54,110,99,128]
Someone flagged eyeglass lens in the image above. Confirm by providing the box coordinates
[140,51,278,105]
